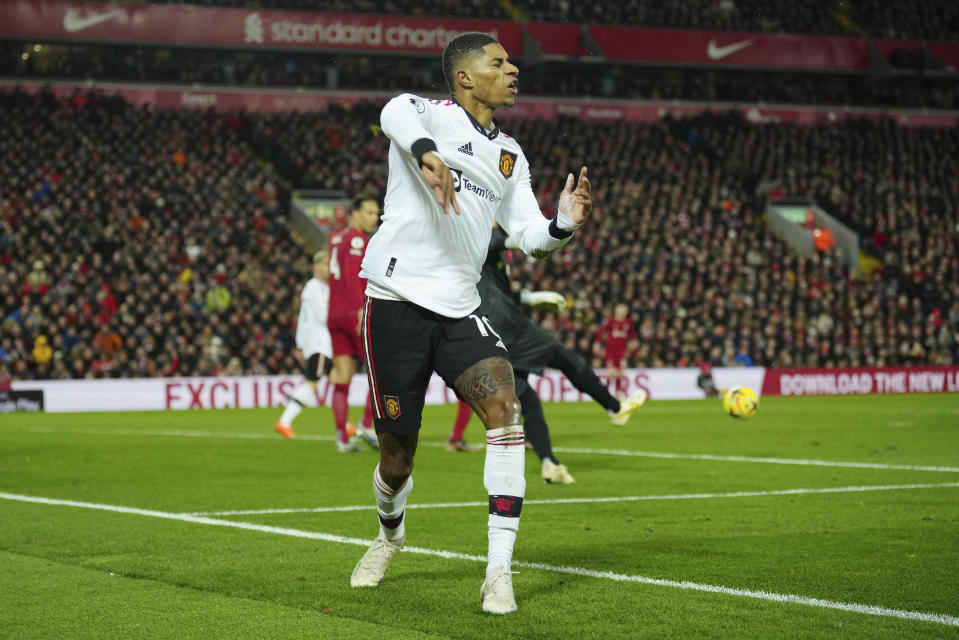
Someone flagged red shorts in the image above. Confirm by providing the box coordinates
[329,313,362,358]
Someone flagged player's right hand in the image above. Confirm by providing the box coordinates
[420,152,460,215]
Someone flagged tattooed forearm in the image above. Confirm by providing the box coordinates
[455,357,514,404]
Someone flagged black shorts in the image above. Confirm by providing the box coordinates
[507,321,561,376]
[303,353,332,382]
[477,288,559,375]
[362,297,511,434]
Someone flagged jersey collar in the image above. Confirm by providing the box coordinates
[452,98,500,140]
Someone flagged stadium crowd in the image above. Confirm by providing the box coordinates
[0,0,948,40]
[2,89,957,382]
[134,0,959,41]
[0,88,306,381]
[5,39,958,110]
[504,112,959,370]
[523,0,959,41]
[245,102,959,370]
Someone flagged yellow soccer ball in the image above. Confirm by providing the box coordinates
[723,386,759,418]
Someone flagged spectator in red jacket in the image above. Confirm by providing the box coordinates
[593,303,638,388]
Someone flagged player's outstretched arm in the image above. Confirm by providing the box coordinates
[497,159,590,259]
[557,166,592,225]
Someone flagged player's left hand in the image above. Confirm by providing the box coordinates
[558,166,592,225]
[520,290,566,312]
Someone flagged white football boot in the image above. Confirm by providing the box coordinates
[481,565,518,614]
[335,439,363,453]
[350,535,405,587]
[609,389,648,426]
[541,459,576,484]
[354,423,380,449]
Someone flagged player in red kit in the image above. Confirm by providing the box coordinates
[328,197,382,451]
[593,303,638,391]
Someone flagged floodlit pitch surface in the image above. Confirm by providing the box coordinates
[1,394,957,639]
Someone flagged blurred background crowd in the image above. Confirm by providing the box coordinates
[2,0,959,108]
[118,0,959,40]
[1,90,304,381]
[1,0,957,382]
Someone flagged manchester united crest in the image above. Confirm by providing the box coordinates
[499,150,517,179]
[384,395,401,419]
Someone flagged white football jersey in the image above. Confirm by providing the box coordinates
[295,278,332,359]
[361,93,575,318]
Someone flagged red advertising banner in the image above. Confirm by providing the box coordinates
[928,42,959,73]
[871,38,923,61]
[526,22,589,57]
[588,26,870,70]
[513,101,959,128]
[4,82,368,113]
[11,365,958,412]
[2,0,933,73]
[0,0,521,54]
[6,81,958,128]
[762,366,959,397]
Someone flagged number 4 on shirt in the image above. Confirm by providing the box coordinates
[329,247,342,280]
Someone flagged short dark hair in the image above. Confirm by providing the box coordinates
[351,196,376,214]
[442,32,498,96]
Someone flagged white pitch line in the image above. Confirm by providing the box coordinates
[552,447,959,473]
[187,482,959,516]
[24,426,959,473]
[1,490,957,629]
[26,426,337,441]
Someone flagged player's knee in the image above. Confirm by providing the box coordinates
[379,453,413,490]
[482,389,522,427]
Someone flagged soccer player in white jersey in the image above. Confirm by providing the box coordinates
[274,251,344,445]
[349,32,592,615]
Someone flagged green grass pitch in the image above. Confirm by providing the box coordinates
[1,394,958,639]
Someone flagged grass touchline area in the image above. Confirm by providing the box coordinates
[3,396,957,639]
[188,482,959,517]
[23,424,959,472]
[2,489,958,629]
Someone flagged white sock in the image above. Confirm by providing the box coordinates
[278,382,314,426]
[484,425,526,571]
[373,465,412,542]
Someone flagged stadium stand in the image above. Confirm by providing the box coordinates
[136,0,959,41]
[2,0,957,382]
[2,87,956,380]
[495,113,959,370]
[4,44,956,109]
[145,0,512,21]
[0,88,304,379]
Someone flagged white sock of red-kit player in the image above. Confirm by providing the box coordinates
[484,425,526,573]
[278,382,314,427]
[373,465,412,542]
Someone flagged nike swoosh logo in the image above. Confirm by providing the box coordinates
[62,8,126,33]
[706,39,755,60]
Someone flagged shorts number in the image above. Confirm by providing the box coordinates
[468,314,502,339]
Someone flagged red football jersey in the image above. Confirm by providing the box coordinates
[594,317,637,360]
[328,227,368,319]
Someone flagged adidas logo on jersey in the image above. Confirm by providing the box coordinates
[457,142,474,156]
